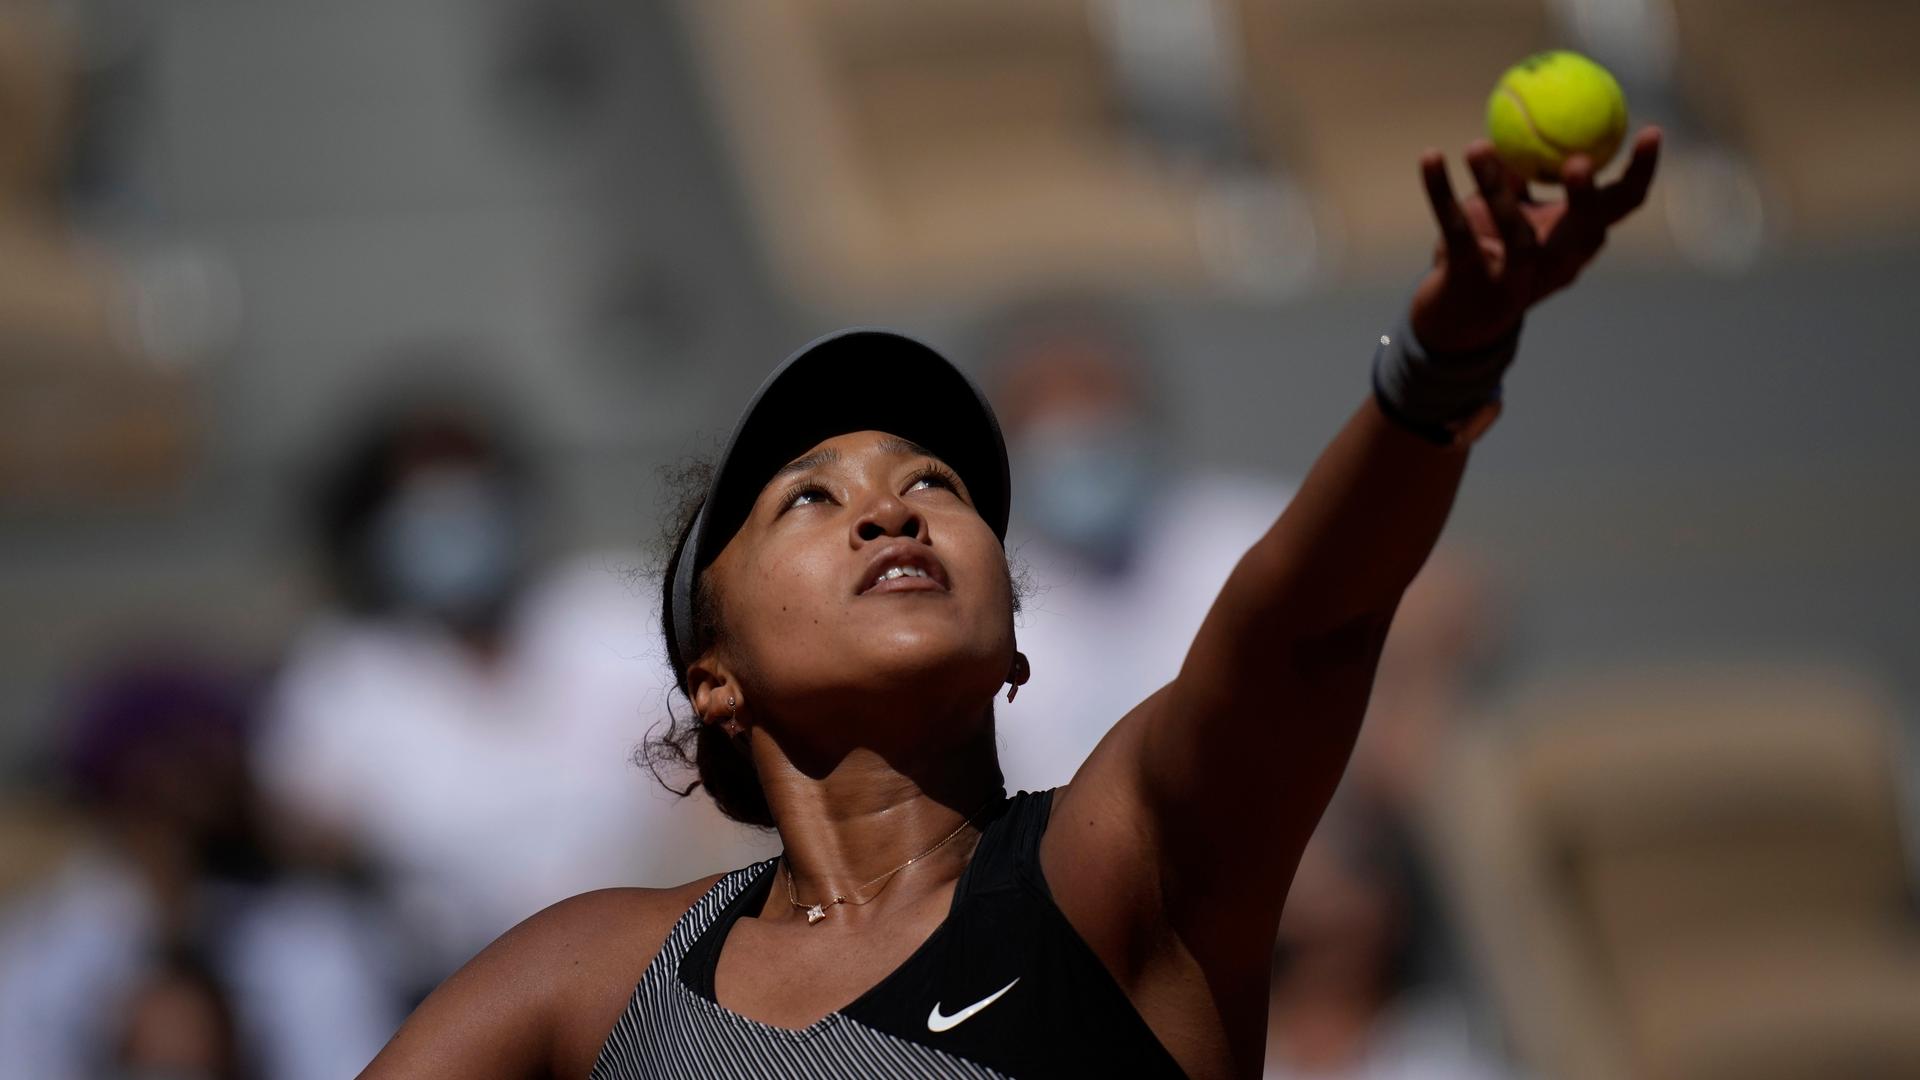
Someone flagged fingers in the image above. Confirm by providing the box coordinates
[1600,126,1662,224]
[1562,153,1600,221]
[1537,153,1603,291]
[1465,140,1536,261]
[1420,149,1485,278]
[1549,152,1608,258]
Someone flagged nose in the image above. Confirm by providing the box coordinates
[853,493,924,544]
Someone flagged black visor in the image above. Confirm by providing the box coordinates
[666,328,1010,685]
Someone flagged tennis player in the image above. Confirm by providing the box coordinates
[363,131,1660,1078]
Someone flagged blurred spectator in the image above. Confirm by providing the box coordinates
[255,385,767,994]
[985,295,1301,792]
[112,948,242,1080]
[0,655,399,1080]
[1263,801,1511,1080]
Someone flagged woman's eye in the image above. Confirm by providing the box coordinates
[906,466,960,495]
[782,485,832,510]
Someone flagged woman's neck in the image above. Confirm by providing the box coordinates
[753,714,1004,917]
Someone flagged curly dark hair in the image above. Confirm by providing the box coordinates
[637,454,1030,829]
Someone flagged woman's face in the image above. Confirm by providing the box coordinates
[701,429,1016,727]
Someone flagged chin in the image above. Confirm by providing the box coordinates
[859,629,1003,694]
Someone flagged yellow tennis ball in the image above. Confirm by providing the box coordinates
[1486,50,1627,183]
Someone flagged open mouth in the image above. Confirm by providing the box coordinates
[858,544,950,595]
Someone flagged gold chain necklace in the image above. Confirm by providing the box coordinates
[783,794,1000,925]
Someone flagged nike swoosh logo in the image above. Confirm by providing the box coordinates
[926,977,1020,1033]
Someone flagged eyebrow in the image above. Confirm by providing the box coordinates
[771,447,839,483]
[771,437,938,483]
[876,436,935,459]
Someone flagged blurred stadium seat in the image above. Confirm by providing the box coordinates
[679,0,1920,307]
[1429,661,1920,1080]
[1234,0,1555,274]
[677,0,1226,309]
[0,6,197,506]
[1668,0,1920,246]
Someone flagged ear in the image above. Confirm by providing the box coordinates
[688,656,742,728]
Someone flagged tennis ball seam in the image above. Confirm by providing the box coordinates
[1497,85,1582,160]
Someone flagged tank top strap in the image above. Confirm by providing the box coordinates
[646,858,778,990]
[953,787,1058,903]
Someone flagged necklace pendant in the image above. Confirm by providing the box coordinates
[805,903,827,925]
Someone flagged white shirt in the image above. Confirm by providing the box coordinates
[256,552,775,978]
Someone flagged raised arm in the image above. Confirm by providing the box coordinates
[1043,131,1661,1027]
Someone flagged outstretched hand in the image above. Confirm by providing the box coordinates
[1410,127,1661,355]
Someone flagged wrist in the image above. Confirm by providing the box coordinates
[1370,312,1521,446]
[1408,307,1522,358]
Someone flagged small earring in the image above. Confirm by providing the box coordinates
[1005,652,1030,703]
[723,696,743,737]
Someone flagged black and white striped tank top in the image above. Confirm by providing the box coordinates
[590,788,1186,1078]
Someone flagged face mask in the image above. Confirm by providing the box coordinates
[367,469,523,623]
[1013,415,1160,570]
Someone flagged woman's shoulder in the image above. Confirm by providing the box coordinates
[457,873,728,1000]
[536,873,725,948]
[531,875,736,1074]
[361,871,735,1079]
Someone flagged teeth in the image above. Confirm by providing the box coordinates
[880,565,930,582]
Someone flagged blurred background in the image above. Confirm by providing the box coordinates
[1,1,1917,1077]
